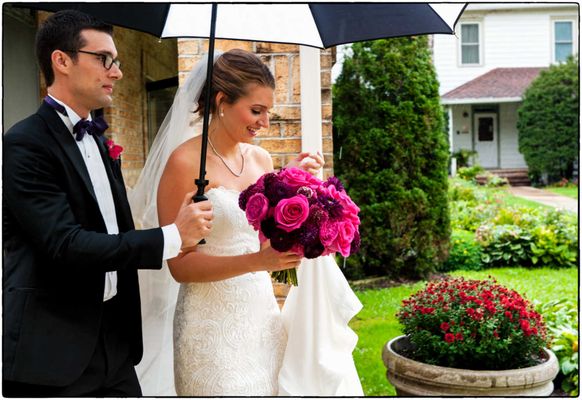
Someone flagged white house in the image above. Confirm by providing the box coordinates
[433,3,578,175]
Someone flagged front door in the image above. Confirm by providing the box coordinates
[474,113,498,168]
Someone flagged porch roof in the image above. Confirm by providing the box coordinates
[441,67,546,105]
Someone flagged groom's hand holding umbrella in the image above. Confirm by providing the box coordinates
[174,190,213,252]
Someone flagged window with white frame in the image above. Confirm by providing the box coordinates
[460,23,480,65]
[554,20,574,62]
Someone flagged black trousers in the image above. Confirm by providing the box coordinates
[3,296,142,397]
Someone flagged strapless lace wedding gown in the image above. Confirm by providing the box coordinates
[173,187,286,396]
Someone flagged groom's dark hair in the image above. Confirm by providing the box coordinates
[35,10,113,86]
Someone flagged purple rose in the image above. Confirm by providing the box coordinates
[279,167,321,190]
[264,176,294,206]
[270,227,298,252]
[304,240,325,259]
[245,193,269,230]
[260,217,277,239]
[274,195,310,232]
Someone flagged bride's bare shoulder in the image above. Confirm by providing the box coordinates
[166,137,202,175]
[243,143,272,169]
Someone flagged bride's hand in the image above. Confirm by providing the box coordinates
[256,240,302,272]
[285,151,324,176]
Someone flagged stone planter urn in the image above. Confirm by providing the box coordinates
[382,335,559,396]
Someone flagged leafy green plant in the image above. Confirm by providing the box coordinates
[476,224,532,266]
[457,165,485,182]
[439,230,482,272]
[536,299,579,396]
[476,172,509,187]
[452,149,478,168]
[396,277,549,370]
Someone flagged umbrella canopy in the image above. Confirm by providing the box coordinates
[23,3,465,47]
[22,2,466,200]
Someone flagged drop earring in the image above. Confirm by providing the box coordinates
[220,108,224,118]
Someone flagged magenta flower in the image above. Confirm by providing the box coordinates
[274,195,310,232]
[245,193,269,230]
[279,167,320,190]
[105,139,123,160]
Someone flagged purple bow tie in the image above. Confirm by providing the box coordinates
[44,96,108,141]
[72,117,108,141]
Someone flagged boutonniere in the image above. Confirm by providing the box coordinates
[105,139,124,161]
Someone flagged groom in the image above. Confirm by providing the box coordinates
[3,10,213,396]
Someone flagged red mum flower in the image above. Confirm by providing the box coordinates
[444,333,455,343]
[440,322,450,332]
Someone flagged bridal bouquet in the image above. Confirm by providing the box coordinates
[239,167,361,285]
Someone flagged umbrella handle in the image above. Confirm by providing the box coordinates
[193,178,209,245]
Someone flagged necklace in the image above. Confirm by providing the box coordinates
[208,136,245,177]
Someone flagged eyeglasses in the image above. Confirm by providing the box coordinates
[64,49,121,70]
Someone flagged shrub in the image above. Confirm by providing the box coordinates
[396,277,549,370]
[452,149,477,168]
[518,56,579,183]
[457,165,485,182]
[476,172,509,187]
[439,230,482,272]
[333,38,450,279]
[536,299,579,396]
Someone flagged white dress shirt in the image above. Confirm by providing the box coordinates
[49,96,182,301]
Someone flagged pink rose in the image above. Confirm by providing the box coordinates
[279,167,321,190]
[274,195,309,232]
[326,185,360,226]
[245,193,269,230]
[320,220,340,249]
[336,220,356,257]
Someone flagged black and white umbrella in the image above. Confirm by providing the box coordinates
[23,2,466,199]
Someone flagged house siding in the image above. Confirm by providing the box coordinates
[434,4,579,95]
[499,102,527,168]
[450,105,473,153]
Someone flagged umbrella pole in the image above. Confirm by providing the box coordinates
[193,3,218,244]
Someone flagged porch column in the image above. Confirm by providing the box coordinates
[448,106,456,177]
[299,46,323,179]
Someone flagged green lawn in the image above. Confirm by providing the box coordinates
[546,187,579,199]
[349,267,578,396]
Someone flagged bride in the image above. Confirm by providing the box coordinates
[130,49,362,396]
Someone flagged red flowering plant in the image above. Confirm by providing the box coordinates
[396,277,549,370]
[239,167,361,285]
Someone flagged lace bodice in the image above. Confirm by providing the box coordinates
[173,187,286,396]
[196,187,260,257]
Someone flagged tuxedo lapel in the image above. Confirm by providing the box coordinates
[37,103,99,204]
[94,136,134,231]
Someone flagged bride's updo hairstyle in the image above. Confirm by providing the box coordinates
[195,48,275,117]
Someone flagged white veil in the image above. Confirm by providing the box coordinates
[129,52,222,396]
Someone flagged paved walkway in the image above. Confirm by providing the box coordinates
[508,186,579,213]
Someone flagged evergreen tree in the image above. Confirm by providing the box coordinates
[333,37,450,279]
[517,56,579,183]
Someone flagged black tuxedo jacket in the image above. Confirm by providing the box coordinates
[3,102,164,386]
